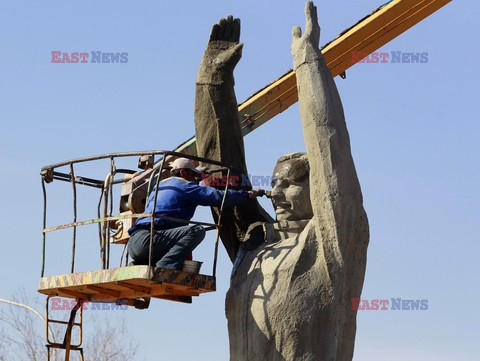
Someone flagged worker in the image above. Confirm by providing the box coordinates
[127,157,264,270]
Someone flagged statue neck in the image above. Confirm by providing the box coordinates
[265,219,311,242]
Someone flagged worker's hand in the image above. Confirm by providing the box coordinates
[197,16,243,85]
[291,1,322,70]
[248,189,266,199]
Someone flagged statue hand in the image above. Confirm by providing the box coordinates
[291,1,322,70]
[197,16,243,85]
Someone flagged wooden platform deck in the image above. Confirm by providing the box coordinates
[38,266,215,304]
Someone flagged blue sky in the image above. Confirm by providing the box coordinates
[1,1,478,360]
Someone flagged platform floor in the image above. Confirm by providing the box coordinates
[38,266,215,304]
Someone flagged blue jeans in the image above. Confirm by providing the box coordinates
[127,225,206,270]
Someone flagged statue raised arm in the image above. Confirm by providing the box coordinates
[194,16,273,262]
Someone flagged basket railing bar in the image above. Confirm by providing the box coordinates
[146,164,158,198]
[53,165,232,189]
[42,151,171,170]
[96,187,104,269]
[42,213,218,233]
[101,174,110,270]
[106,157,115,269]
[41,178,47,277]
[70,164,77,274]
[149,154,165,276]
[213,168,231,278]
[41,150,231,172]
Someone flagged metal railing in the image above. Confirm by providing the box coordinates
[41,150,232,279]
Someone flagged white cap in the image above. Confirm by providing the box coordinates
[170,157,202,174]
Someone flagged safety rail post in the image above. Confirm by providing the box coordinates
[101,167,111,269]
[148,153,165,277]
[96,188,104,269]
[41,178,47,277]
[106,157,115,269]
[70,164,78,273]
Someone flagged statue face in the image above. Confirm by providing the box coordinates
[271,158,313,221]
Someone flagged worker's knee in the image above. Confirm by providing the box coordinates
[190,225,206,240]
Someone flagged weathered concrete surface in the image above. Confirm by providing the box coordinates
[194,16,273,262]
[195,3,369,360]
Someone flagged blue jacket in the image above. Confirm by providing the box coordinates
[128,176,249,234]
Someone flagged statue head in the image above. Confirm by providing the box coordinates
[271,152,313,221]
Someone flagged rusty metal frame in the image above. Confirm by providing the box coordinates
[41,150,230,172]
[42,213,218,233]
[41,150,233,279]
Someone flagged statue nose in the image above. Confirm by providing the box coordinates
[271,181,286,199]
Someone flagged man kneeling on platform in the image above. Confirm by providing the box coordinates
[127,157,263,270]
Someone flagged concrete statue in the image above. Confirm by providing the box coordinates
[194,2,369,360]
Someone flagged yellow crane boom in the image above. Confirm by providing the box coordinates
[175,0,451,155]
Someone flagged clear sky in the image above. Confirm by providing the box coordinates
[0,0,478,360]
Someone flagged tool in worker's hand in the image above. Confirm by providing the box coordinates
[251,188,271,198]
